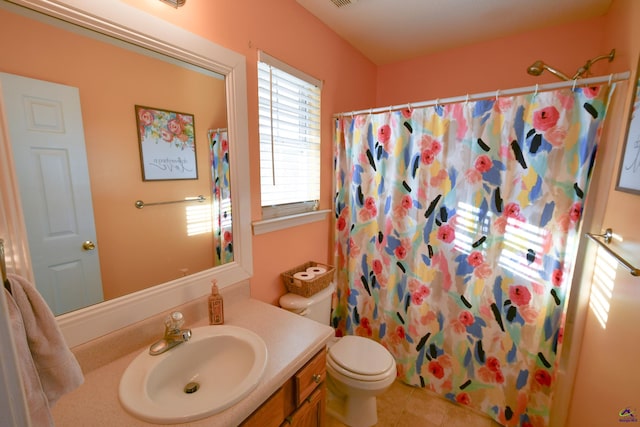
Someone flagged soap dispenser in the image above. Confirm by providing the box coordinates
[208,279,224,325]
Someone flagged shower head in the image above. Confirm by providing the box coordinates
[527,61,545,76]
[527,49,616,81]
[526,60,571,81]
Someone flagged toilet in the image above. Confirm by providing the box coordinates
[279,283,397,427]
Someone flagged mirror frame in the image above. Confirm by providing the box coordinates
[0,0,252,347]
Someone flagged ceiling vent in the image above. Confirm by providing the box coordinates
[330,0,357,7]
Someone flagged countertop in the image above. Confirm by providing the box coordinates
[51,292,334,426]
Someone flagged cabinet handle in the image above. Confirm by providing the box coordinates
[312,374,321,383]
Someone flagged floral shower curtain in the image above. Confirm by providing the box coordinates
[333,85,613,426]
[208,129,233,265]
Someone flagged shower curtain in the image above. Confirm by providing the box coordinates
[333,85,613,426]
[208,129,233,265]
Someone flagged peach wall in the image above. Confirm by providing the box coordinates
[376,15,613,107]
[0,8,226,299]
[122,0,378,304]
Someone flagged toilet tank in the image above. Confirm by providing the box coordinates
[279,282,336,325]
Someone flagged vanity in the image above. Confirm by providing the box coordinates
[242,349,327,426]
[51,281,334,426]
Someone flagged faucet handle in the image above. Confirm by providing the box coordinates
[165,311,184,330]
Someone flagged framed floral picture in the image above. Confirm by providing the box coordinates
[135,105,198,181]
[616,57,640,194]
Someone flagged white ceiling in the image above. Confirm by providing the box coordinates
[296,0,613,65]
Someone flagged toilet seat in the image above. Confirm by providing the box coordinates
[327,336,395,382]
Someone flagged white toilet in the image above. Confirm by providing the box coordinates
[279,283,397,427]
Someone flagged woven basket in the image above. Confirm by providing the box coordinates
[281,261,335,297]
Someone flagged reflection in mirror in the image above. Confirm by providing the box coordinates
[0,2,234,315]
[209,129,234,265]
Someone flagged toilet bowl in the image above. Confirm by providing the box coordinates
[279,284,397,427]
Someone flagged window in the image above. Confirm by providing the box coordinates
[257,51,321,219]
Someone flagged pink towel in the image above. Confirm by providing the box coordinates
[5,287,53,426]
[6,273,84,416]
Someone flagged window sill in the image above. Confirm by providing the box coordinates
[252,209,331,235]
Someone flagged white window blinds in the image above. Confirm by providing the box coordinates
[258,51,321,219]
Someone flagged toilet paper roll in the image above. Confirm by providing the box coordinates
[293,271,315,282]
[306,265,327,275]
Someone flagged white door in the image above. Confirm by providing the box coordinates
[0,72,103,315]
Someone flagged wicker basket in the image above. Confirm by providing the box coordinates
[281,261,335,297]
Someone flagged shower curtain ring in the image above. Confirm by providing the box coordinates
[465,94,470,105]
[608,73,613,85]
[534,84,539,98]
[435,98,440,109]
[572,79,578,91]
[495,89,500,101]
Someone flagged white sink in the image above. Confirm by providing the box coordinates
[119,325,268,424]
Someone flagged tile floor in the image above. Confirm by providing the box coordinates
[326,380,503,427]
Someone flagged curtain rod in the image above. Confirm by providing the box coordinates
[333,72,631,118]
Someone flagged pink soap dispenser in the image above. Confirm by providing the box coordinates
[208,280,224,325]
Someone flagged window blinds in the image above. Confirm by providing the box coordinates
[258,51,321,218]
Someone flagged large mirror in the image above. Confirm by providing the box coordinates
[0,0,252,347]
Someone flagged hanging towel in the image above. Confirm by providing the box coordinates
[7,273,84,407]
[6,286,54,426]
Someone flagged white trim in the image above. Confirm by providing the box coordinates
[258,50,323,89]
[252,209,330,235]
[0,0,252,348]
[262,201,319,219]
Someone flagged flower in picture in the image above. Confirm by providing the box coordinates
[138,108,154,127]
[167,118,183,135]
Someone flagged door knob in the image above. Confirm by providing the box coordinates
[82,241,96,251]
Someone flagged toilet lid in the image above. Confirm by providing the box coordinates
[328,335,394,376]
[279,292,312,311]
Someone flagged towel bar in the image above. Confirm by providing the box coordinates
[135,195,206,209]
[585,228,640,276]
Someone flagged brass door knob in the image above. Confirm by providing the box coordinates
[312,374,322,383]
[82,241,96,251]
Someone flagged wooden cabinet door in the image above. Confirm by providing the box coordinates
[294,350,326,406]
[282,385,326,427]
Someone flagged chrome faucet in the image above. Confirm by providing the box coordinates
[149,311,192,356]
